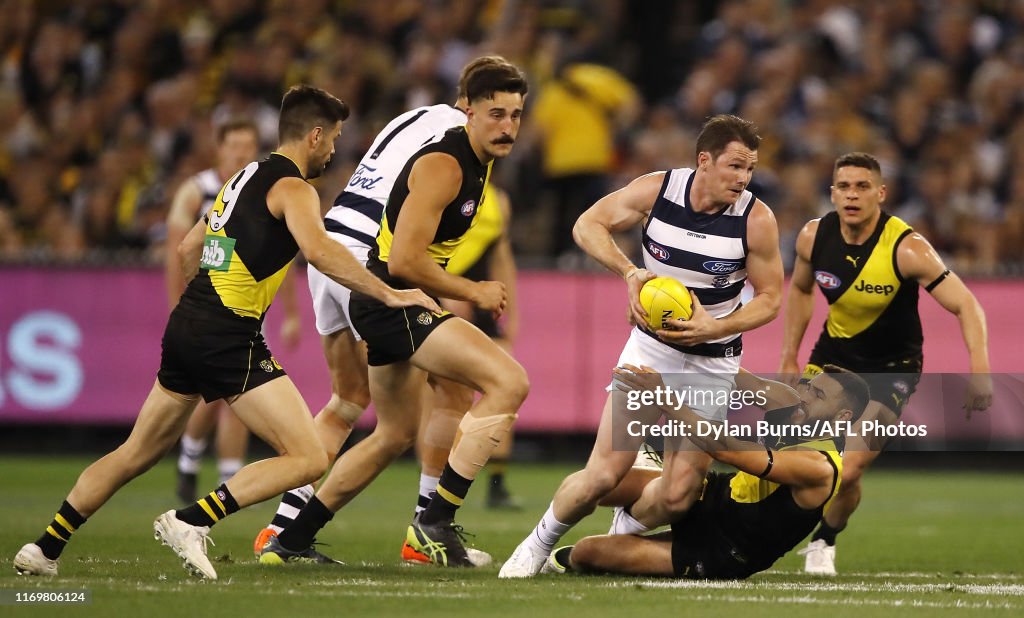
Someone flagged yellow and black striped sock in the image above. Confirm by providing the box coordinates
[175,483,239,527]
[420,465,472,525]
[35,501,87,560]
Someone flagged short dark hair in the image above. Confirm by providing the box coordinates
[822,364,871,422]
[278,85,350,143]
[695,114,760,161]
[461,56,528,104]
[216,118,259,144]
[834,152,881,177]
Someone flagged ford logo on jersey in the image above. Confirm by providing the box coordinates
[815,270,841,289]
[460,200,476,216]
[702,260,741,274]
[647,241,670,261]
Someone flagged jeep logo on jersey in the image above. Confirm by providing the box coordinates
[854,279,895,295]
[815,270,841,289]
[647,241,670,261]
[702,260,741,274]
[461,200,476,216]
[200,235,236,271]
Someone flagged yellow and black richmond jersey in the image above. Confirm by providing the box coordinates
[698,438,842,574]
[445,183,503,278]
[179,153,301,322]
[809,211,922,370]
[370,126,491,280]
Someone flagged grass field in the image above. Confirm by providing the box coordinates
[2,456,1022,616]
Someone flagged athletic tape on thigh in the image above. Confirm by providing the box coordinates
[448,412,517,480]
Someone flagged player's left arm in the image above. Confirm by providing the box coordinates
[659,200,783,345]
[897,233,992,413]
[178,217,207,285]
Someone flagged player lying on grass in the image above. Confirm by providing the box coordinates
[541,363,868,580]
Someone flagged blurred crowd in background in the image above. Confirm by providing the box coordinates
[2,0,1024,274]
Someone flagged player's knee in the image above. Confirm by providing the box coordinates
[584,467,624,501]
[570,537,601,572]
[297,449,329,485]
[659,473,702,516]
[376,424,418,457]
[323,395,366,426]
[494,364,529,407]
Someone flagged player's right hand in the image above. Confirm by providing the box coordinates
[472,280,507,315]
[385,288,443,313]
[625,267,656,328]
[778,360,802,387]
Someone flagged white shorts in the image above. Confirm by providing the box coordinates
[611,327,741,422]
[307,232,370,339]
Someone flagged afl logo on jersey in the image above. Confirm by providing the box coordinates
[647,241,670,261]
[702,260,741,274]
[815,270,841,289]
[460,200,476,216]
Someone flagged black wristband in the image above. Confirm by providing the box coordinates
[758,446,774,479]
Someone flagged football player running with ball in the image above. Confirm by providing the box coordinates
[501,114,784,577]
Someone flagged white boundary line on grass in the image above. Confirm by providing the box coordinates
[769,570,1023,580]
[608,579,1024,597]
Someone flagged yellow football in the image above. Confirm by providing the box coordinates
[639,276,693,330]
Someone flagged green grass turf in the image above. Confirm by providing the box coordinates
[1,456,1022,617]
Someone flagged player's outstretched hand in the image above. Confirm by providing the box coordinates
[385,288,443,313]
[625,267,656,328]
[656,291,721,346]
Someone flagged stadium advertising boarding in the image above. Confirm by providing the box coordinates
[0,267,1022,448]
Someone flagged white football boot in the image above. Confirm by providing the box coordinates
[13,543,58,576]
[153,511,217,580]
[498,539,550,578]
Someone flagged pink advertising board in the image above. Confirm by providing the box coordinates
[1,267,1022,441]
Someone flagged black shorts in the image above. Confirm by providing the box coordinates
[805,355,923,416]
[670,474,756,580]
[348,295,456,366]
[157,306,286,402]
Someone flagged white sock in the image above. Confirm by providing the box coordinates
[416,473,440,514]
[529,503,572,553]
[217,458,243,484]
[177,435,207,474]
[608,506,649,535]
[268,484,315,533]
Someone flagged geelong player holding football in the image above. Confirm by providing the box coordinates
[501,114,784,577]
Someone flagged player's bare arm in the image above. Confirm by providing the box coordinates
[573,172,664,325]
[490,194,519,339]
[659,200,783,346]
[897,233,992,413]
[164,178,202,308]
[178,217,206,285]
[388,152,506,312]
[271,176,441,313]
[779,219,821,378]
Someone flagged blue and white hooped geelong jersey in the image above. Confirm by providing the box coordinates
[639,167,755,358]
[324,104,468,249]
